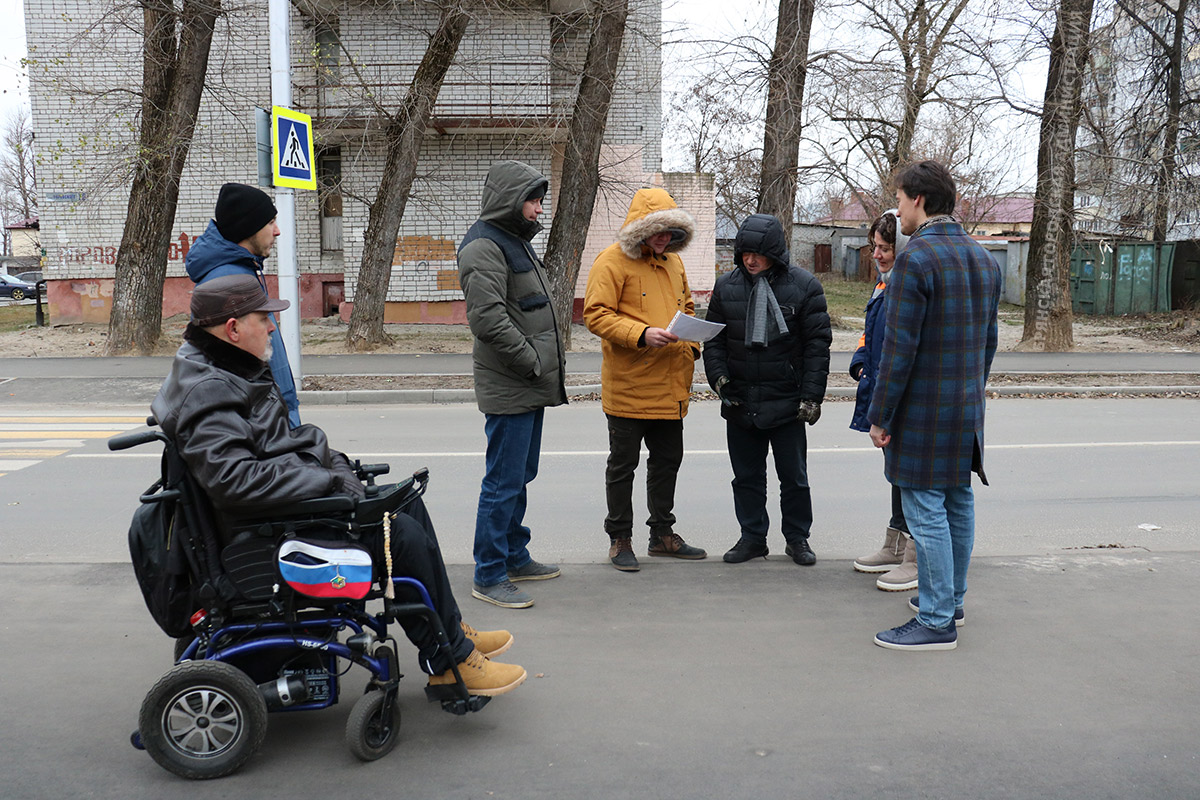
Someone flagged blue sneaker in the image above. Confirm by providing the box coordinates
[908,596,965,627]
[874,617,957,651]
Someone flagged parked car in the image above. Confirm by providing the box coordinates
[15,271,43,285]
[0,273,38,301]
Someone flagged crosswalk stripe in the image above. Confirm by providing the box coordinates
[0,416,146,424]
[0,449,69,458]
[0,423,146,431]
[0,431,123,439]
[0,416,143,477]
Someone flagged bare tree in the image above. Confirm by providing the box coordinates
[805,0,1016,215]
[543,0,630,350]
[666,71,759,234]
[0,109,37,225]
[345,0,470,350]
[1021,0,1096,350]
[1076,0,1197,241]
[106,0,221,355]
[757,0,815,242]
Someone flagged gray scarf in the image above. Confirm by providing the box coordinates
[746,274,789,348]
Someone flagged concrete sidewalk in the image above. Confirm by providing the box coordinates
[2,351,1198,405]
[3,350,1200,377]
[4,552,1197,799]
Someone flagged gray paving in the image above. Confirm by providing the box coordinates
[3,350,1200,378]
[2,351,1198,406]
[4,554,1197,799]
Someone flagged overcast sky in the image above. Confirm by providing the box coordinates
[1,0,28,126]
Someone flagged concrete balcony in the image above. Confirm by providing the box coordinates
[294,61,574,136]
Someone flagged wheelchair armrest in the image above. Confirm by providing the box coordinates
[235,494,357,524]
[281,495,357,515]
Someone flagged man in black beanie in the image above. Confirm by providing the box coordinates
[185,183,301,427]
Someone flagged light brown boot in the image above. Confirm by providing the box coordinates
[428,648,527,696]
[853,527,905,573]
[876,535,918,592]
[460,621,513,658]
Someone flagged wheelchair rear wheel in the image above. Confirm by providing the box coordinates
[346,687,401,761]
[139,661,268,779]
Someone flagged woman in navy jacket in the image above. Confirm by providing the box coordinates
[849,211,916,590]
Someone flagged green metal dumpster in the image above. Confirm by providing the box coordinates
[1070,241,1175,315]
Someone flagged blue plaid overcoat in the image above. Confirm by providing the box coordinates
[866,220,1002,489]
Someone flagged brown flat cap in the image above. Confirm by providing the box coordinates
[191,274,289,327]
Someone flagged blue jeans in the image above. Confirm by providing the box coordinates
[900,486,974,630]
[473,409,543,586]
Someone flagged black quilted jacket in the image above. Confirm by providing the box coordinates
[703,214,832,430]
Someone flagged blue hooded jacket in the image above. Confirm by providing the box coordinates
[186,220,301,427]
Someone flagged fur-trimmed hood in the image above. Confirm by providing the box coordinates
[617,188,695,259]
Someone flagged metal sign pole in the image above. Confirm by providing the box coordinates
[269,0,301,384]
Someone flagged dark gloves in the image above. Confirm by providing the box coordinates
[850,363,863,381]
[714,376,740,407]
[797,400,821,425]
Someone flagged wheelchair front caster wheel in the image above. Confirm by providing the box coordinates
[346,688,400,762]
[138,661,267,779]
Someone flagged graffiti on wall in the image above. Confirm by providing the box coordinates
[59,233,194,266]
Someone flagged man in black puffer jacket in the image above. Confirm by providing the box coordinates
[703,213,832,565]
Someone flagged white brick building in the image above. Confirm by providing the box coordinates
[25,0,715,323]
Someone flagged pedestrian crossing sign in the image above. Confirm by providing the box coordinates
[271,106,317,190]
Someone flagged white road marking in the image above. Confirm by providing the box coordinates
[68,440,1200,459]
[0,416,143,475]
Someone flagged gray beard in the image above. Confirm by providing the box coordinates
[261,341,273,364]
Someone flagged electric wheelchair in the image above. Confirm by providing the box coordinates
[110,419,487,780]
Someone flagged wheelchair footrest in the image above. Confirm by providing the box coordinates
[423,684,492,715]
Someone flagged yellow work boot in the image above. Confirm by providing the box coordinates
[428,649,527,697]
[460,621,513,658]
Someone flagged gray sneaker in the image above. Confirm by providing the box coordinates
[472,579,534,609]
[507,560,561,582]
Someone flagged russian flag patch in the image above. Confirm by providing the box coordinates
[278,539,374,600]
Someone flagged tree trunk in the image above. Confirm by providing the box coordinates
[1151,0,1187,242]
[543,0,630,350]
[107,0,220,355]
[757,0,815,244]
[346,1,470,350]
[1020,0,1095,351]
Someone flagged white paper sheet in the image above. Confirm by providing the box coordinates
[665,311,725,343]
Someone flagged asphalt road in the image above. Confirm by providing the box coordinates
[2,397,1197,564]
[2,398,1197,799]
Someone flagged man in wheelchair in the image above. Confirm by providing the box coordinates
[151,274,526,697]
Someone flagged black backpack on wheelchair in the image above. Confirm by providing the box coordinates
[111,419,487,780]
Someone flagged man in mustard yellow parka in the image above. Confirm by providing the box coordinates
[584,187,708,572]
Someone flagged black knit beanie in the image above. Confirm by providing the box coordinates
[525,182,547,202]
[214,183,278,244]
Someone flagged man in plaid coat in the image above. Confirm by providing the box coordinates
[867,160,1003,651]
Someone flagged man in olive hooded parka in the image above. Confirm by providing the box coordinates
[458,160,566,609]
